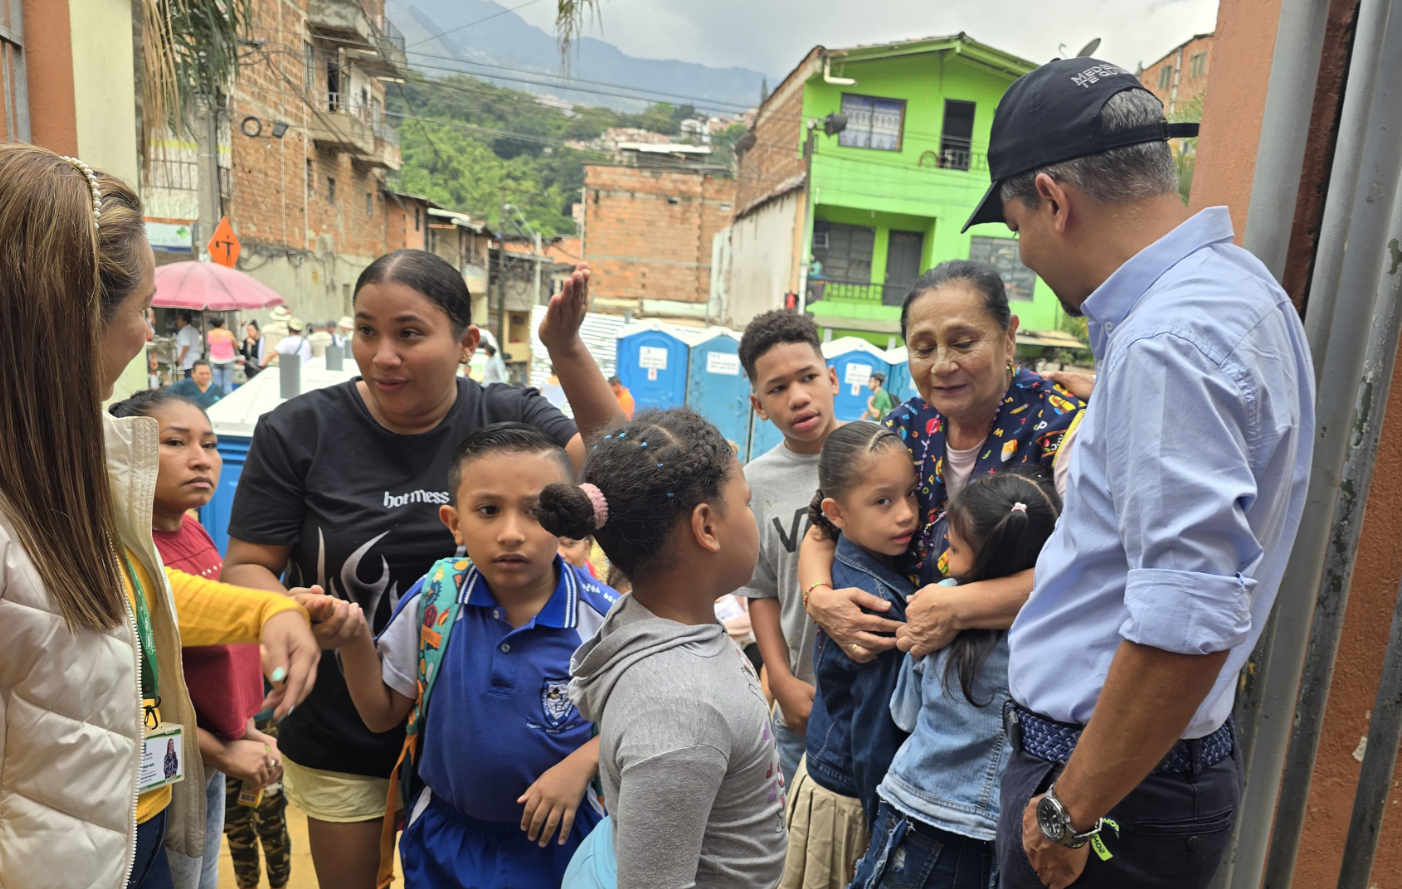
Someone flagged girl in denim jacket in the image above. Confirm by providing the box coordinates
[851,468,1060,889]
[782,422,920,889]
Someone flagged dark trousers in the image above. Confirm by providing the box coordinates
[995,742,1241,889]
[183,368,193,379]
[127,808,174,889]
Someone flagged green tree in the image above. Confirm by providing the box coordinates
[1168,92,1204,206]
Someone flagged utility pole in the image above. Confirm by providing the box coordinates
[497,188,509,374]
[197,93,222,261]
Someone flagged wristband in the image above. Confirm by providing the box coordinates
[803,581,831,607]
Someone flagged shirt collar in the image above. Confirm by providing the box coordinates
[461,555,578,629]
[1080,207,1235,359]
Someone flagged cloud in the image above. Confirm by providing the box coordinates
[515,0,1220,80]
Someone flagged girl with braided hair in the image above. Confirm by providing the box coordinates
[538,409,788,889]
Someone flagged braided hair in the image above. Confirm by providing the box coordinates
[806,421,905,541]
[537,409,735,581]
[942,466,1061,705]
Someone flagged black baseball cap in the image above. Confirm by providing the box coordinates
[962,58,1199,232]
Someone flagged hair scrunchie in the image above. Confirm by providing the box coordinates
[580,483,609,530]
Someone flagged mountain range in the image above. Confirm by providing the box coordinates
[387,0,768,114]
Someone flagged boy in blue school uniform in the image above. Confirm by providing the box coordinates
[339,423,619,888]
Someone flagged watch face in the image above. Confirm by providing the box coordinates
[1037,794,1065,841]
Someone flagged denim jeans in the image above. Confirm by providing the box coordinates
[851,801,995,889]
[995,741,1242,889]
[168,769,225,889]
[128,808,174,889]
[210,362,235,392]
[773,711,805,790]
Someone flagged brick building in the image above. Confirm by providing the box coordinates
[727,47,819,326]
[582,163,736,323]
[220,0,408,324]
[1139,32,1213,115]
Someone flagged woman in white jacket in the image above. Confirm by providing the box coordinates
[0,145,337,889]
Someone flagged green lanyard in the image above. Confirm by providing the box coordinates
[119,550,159,701]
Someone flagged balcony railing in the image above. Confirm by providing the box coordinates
[146,158,231,196]
[375,14,405,55]
[929,137,989,173]
[807,278,907,307]
[374,120,399,146]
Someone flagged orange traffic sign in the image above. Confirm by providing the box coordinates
[206,217,241,268]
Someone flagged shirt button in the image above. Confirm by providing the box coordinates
[1105,321,1115,332]
[500,643,510,653]
[493,609,500,620]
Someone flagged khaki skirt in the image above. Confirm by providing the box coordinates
[781,756,871,889]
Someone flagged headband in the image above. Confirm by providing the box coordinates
[59,155,102,230]
[580,483,609,530]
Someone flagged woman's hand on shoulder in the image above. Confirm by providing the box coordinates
[805,584,904,664]
[1040,370,1095,401]
[290,585,362,649]
[897,584,963,657]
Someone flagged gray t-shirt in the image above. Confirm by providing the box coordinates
[571,595,788,889]
[739,442,820,706]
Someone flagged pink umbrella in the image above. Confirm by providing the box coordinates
[152,261,285,311]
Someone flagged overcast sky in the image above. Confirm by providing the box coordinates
[513,0,1220,80]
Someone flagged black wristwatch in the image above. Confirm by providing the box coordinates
[1037,783,1103,848]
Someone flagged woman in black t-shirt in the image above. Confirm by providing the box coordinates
[222,250,622,889]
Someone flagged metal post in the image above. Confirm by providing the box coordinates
[1333,184,1402,889]
[795,125,816,315]
[1222,1,1388,885]
[1257,9,1402,886]
[278,356,300,400]
[1239,0,1331,282]
[1301,0,1395,373]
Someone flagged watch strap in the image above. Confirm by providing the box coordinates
[1044,784,1104,847]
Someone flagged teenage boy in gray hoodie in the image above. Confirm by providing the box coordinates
[538,409,788,889]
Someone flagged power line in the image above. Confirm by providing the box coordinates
[404,0,548,50]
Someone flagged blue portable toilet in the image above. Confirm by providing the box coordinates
[685,328,751,459]
[823,337,895,422]
[884,346,920,405]
[201,357,360,555]
[747,407,787,462]
[616,322,691,413]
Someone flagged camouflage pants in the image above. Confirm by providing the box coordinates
[224,720,291,889]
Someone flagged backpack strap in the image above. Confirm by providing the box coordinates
[376,558,473,889]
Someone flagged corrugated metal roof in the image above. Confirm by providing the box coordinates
[528,304,628,419]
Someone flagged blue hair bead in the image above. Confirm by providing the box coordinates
[640,442,649,449]
[618,432,627,439]
[666,492,675,498]
[657,463,664,468]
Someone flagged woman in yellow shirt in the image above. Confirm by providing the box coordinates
[0,144,352,889]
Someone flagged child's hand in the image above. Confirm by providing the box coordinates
[290,586,364,649]
[516,753,594,847]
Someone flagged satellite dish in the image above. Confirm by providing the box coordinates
[1077,38,1102,58]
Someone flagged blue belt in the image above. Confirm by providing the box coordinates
[1003,703,1234,775]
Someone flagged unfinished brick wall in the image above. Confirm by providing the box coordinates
[734,50,814,215]
[230,0,393,264]
[386,194,430,252]
[1139,33,1214,115]
[583,164,737,308]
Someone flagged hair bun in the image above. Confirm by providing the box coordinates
[537,482,598,540]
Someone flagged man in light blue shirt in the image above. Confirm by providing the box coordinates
[961,60,1315,888]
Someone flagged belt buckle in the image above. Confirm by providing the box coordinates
[1004,705,1024,753]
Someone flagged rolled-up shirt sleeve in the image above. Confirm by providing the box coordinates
[1105,334,1263,655]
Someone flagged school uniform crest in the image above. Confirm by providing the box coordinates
[540,679,575,728]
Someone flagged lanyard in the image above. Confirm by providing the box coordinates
[119,550,159,701]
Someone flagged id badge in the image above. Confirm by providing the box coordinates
[138,722,186,794]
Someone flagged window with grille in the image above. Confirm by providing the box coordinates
[837,94,905,152]
[969,237,1037,302]
[1190,52,1207,79]
[812,220,875,282]
[365,192,372,216]
[1158,66,1173,89]
[306,159,314,199]
[328,177,336,204]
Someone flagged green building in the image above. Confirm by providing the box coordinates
[728,35,1073,348]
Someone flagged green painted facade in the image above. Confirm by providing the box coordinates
[799,38,1066,347]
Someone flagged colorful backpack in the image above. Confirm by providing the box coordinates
[376,557,473,889]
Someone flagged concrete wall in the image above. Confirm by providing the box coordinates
[1191,0,1402,885]
[727,189,800,327]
